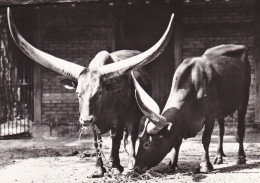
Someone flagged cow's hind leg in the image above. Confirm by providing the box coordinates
[214,118,226,164]
[167,139,182,173]
[108,120,125,174]
[236,88,249,165]
[199,119,214,173]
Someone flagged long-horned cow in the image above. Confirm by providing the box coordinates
[131,44,251,173]
[7,8,174,177]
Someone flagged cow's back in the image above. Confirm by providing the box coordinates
[203,44,251,118]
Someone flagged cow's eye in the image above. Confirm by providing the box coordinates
[98,90,102,96]
[143,142,149,148]
[76,92,82,99]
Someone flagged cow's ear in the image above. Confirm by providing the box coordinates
[192,64,207,99]
[60,79,77,90]
[153,123,172,138]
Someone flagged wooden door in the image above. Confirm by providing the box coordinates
[117,3,175,109]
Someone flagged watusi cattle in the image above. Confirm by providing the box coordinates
[7,7,174,177]
[131,44,251,173]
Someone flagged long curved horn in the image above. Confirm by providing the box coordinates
[88,50,141,69]
[88,51,110,69]
[131,71,168,130]
[100,13,174,80]
[7,7,85,80]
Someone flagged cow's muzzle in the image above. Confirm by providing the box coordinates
[79,115,94,126]
[133,166,148,174]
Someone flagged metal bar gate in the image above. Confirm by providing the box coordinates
[0,84,33,139]
[0,11,33,139]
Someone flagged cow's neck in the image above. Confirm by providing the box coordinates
[162,94,206,139]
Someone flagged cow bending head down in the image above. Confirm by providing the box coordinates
[132,44,251,173]
[7,7,174,177]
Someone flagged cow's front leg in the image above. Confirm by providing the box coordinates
[108,124,125,174]
[127,120,139,170]
[167,139,182,173]
[214,118,226,164]
[91,155,106,178]
[200,120,214,173]
[91,130,106,178]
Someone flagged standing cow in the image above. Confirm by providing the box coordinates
[131,44,251,173]
[7,8,174,177]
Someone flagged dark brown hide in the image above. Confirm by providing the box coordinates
[91,68,151,135]
[134,44,251,173]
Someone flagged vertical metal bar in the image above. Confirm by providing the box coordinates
[2,87,6,136]
[14,65,18,134]
[11,85,13,135]
[6,86,8,136]
[6,86,10,135]
[24,85,26,133]
[13,85,19,134]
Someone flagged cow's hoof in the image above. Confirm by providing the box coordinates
[111,167,123,175]
[128,157,136,170]
[199,162,213,173]
[115,164,124,173]
[213,155,223,164]
[108,161,124,173]
[237,157,246,165]
[90,166,106,178]
[127,171,140,179]
[166,165,178,173]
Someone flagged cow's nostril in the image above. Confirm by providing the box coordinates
[87,116,93,123]
[79,118,84,125]
[133,166,148,174]
[79,116,94,125]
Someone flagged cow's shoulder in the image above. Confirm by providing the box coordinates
[173,56,212,93]
[176,57,204,77]
[203,44,246,58]
[173,57,202,88]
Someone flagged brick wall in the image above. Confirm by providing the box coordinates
[182,0,255,123]
[12,1,257,126]
[37,3,114,124]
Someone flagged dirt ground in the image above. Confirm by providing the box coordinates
[0,128,260,183]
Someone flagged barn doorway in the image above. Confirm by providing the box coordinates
[0,9,34,139]
[116,3,175,109]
